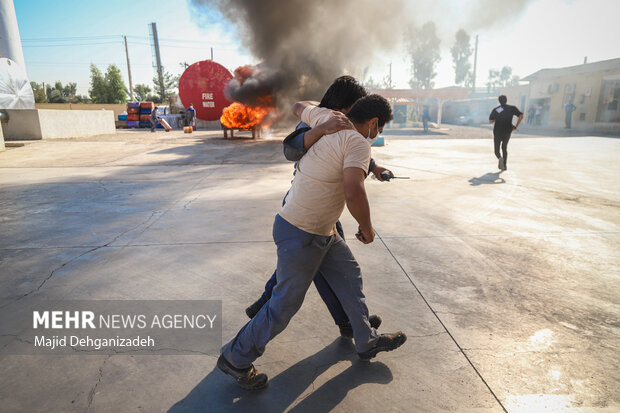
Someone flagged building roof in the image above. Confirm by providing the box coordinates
[523,57,620,81]
[367,87,468,100]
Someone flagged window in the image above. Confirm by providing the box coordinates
[597,80,620,122]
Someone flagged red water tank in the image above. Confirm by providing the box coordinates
[178,60,233,121]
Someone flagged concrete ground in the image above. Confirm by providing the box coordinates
[0,126,618,412]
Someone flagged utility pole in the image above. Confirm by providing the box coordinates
[389,62,392,89]
[472,35,478,93]
[123,36,134,100]
[210,47,213,61]
[149,22,165,101]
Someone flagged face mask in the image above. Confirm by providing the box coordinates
[367,122,380,144]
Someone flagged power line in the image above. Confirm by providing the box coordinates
[23,41,122,48]
[27,62,157,66]
[21,35,121,42]
[23,34,235,46]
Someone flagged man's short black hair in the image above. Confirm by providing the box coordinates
[319,75,367,111]
[498,95,507,105]
[346,94,393,127]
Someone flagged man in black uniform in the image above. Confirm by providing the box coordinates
[489,95,523,170]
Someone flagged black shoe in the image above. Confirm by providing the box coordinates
[357,331,407,361]
[245,297,268,319]
[338,314,383,338]
[217,354,268,390]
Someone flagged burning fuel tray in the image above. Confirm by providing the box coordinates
[221,124,262,139]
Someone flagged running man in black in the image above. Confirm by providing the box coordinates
[489,95,523,170]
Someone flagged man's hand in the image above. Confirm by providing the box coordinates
[317,112,354,136]
[514,114,523,131]
[356,226,375,244]
[344,167,373,244]
[371,165,393,182]
[303,112,354,150]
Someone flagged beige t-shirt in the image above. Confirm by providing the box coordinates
[279,106,371,236]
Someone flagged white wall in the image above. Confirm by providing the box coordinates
[1,109,116,140]
[37,109,116,138]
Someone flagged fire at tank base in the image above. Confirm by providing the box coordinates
[221,124,262,139]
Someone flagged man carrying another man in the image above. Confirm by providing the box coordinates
[218,91,407,389]
[245,76,392,339]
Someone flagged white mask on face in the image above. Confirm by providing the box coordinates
[367,122,380,144]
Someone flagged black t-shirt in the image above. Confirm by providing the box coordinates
[489,104,522,136]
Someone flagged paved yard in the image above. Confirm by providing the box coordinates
[0,126,618,412]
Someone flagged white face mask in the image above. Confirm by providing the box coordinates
[367,122,380,144]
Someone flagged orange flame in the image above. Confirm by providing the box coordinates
[221,102,273,129]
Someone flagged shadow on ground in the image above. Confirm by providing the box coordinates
[468,171,505,186]
[168,339,392,413]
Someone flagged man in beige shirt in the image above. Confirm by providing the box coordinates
[218,94,407,389]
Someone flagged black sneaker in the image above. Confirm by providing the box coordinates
[338,314,383,338]
[245,297,268,319]
[357,331,407,361]
[217,354,268,390]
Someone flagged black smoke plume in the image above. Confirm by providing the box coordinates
[191,0,533,106]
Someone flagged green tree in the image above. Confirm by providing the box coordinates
[145,93,160,102]
[47,81,79,103]
[73,95,91,103]
[405,21,441,89]
[451,29,473,86]
[89,64,108,103]
[105,65,127,103]
[363,75,381,89]
[134,84,152,101]
[153,71,179,102]
[62,82,77,100]
[47,88,67,103]
[89,64,128,103]
[30,82,47,103]
[487,66,520,92]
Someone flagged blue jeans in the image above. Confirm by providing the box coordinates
[222,214,378,368]
[259,220,348,325]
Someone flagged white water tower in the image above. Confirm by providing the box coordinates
[0,0,34,109]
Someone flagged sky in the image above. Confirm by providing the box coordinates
[14,0,620,96]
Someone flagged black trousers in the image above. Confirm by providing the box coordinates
[494,133,511,164]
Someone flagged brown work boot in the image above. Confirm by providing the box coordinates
[217,354,268,390]
[357,331,407,361]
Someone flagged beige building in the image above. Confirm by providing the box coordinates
[521,58,620,130]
